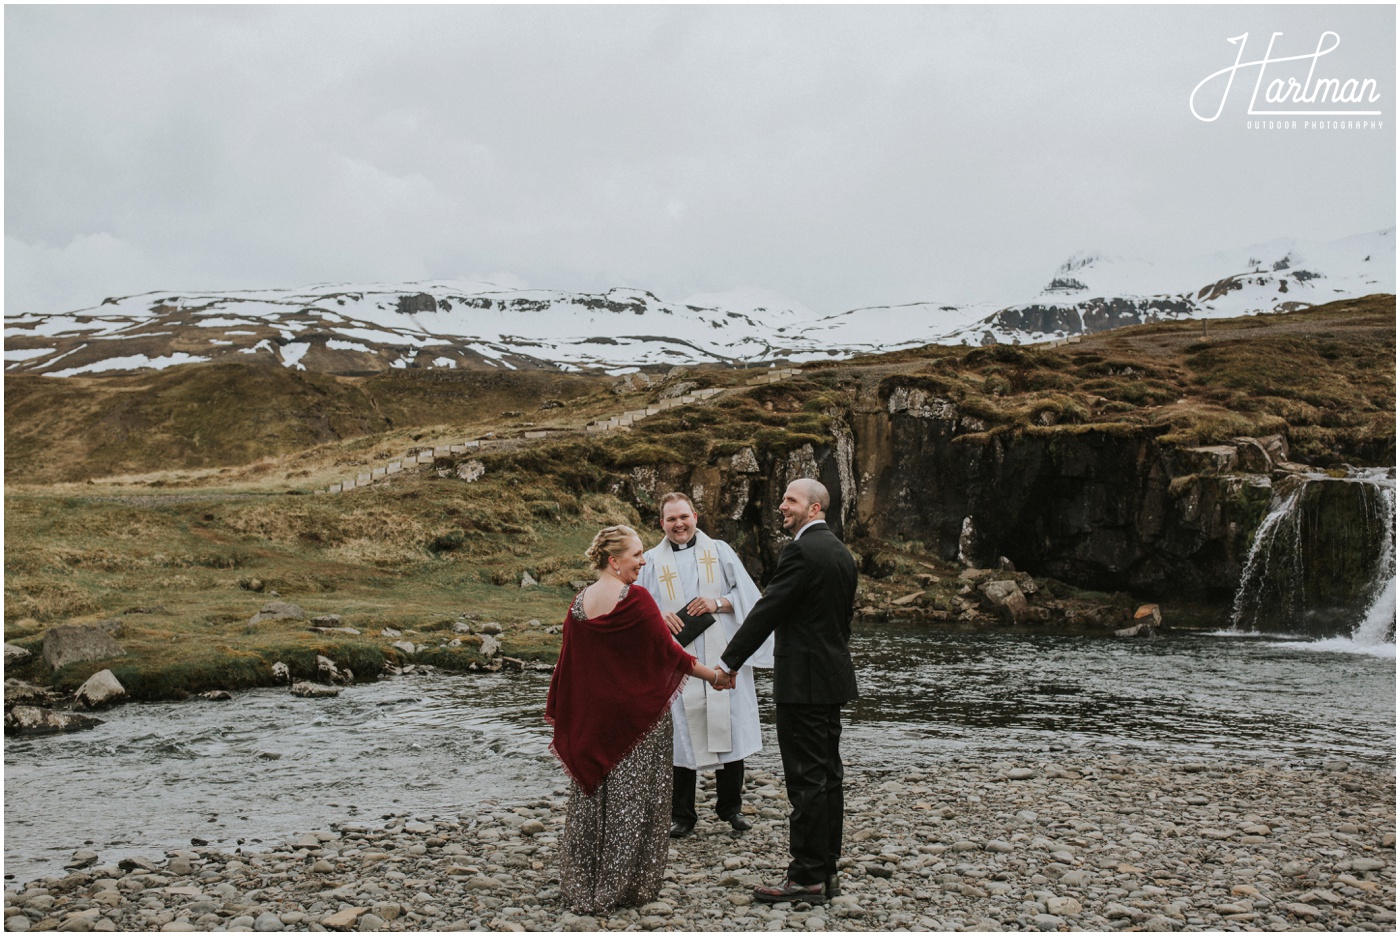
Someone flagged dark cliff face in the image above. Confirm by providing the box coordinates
[612,377,1386,614]
[993,296,1197,336]
[850,398,1269,598]
[617,388,1275,602]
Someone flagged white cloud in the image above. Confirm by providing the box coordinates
[4,6,1394,317]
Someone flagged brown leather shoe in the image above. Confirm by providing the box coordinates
[753,879,826,904]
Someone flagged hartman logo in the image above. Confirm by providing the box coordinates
[1190,31,1383,123]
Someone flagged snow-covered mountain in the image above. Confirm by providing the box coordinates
[4,229,1392,377]
[942,228,1394,346]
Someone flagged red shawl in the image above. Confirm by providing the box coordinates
[546,586,695,796]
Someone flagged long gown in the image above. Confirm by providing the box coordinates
[555,588,678,915]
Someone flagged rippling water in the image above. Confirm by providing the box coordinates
[5,628,1393,882]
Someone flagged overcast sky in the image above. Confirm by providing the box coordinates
[5,4,1395,317]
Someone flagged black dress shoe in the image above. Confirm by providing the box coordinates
[726,814,753,832]
[826,874,840,897]
[669,821,695,838]
[753,878,826,904]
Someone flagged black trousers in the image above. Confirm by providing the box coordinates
[671,760,745,824]
[775,703,844,886]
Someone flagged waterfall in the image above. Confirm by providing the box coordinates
[1352,470,1396,648]
[1232,468,1396,642]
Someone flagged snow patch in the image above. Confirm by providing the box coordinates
[280,342,311,369]
[195,317,260,328]
[47,352,208,377]
[4,347,56,362]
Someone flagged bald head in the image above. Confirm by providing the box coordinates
[791,478,829,513]
[779,477,830,533]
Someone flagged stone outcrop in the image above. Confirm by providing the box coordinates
[4,679,60,709]
[4,643,31,665]
[4,705,102,735]
[249,602,305,625]
[290,682,341,698]
[41,626,125,671]
[986,295,1196,338]
[315,655,353,685]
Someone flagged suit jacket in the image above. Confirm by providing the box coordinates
[721,523,858,705]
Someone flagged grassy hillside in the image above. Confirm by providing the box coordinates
[860,293,1395,465]
[4,363,608,483]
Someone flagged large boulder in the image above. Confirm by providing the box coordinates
[249,601,306,625]
[75,669,127,710]
[979,579,1032,624]
[42,625,125,671]
[4,705,103,735]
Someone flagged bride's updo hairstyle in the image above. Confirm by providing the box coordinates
[586,525,640,570]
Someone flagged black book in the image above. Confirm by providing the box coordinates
[673,605,717,648]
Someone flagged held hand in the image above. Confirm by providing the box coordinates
[663,612,684,635]
[712,668,735,691]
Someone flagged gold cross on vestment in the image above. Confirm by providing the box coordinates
[698,550,719,583]
[658,566,679,602]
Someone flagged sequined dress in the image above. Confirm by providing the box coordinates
[557,587,675,915]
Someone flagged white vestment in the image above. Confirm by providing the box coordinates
[638,531,773,770]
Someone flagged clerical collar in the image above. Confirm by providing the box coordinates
[669,538,697,551]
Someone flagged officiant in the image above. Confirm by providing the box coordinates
[638,492,773,838]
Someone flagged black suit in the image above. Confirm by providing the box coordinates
[722,521,858,886]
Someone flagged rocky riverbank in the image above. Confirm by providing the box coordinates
[5,756,1393,932]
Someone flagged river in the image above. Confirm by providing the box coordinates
[4,626,1394,883]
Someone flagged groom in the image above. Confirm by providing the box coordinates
[714,478,858,903]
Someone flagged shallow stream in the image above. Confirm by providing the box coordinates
[5,627,1393,882]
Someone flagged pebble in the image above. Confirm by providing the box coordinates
[3,758,1392,931]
